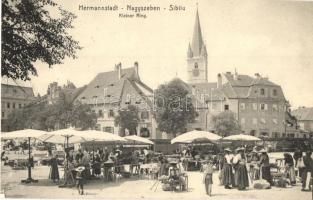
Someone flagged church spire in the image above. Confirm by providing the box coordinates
[191,7,204,57]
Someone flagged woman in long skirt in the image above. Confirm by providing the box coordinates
[259,149,273,186]
[234,148,249,190]
[222,148,234,189]
[49,154,60,183]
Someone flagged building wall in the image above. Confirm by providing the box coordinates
[187,56,208,84]
[1,84,35,131]
[237,98,285,138]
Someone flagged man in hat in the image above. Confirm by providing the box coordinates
[75,166,85,195]
[302,151,313,191]
[203,159,214,196]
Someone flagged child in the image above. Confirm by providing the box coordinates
[75,166,85,195]
[203,159,214,196]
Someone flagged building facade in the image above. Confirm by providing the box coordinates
[292,107,313,138]
[75,62,160,139]
[185,9,294,138]
[1,83,35,131]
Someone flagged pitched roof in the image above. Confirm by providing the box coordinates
[191,9,204,57]
[292,107,313,121]
[221,73,284,99]
[1,84,35,101]
[76,67,152,106]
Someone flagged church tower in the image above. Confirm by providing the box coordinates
[187,8,208,84]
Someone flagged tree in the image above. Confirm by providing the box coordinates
[114,105,140,136]
[154,78,198,137]
[211,111,241,137]
[6,95,97,131]
[2,0,81,81]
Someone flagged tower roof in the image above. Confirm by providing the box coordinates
[191,8,204,57]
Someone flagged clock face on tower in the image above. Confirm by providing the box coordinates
[193,62,199,77]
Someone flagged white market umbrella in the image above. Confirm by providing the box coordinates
[40,128,87,145]
[124,135,154,145]
[78,130,126,143]
[1,129,49,183]
[222,134,261,148]
[171,130,222,144]
[222,134,261,141]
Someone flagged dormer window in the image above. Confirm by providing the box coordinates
[95,85,100,88]
[109,83,114,87]
[273,89,277,96]
[106,94,111,97]
[260,88,265,95]
[81,96,86,100]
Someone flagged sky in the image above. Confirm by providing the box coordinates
[8,0,313,109]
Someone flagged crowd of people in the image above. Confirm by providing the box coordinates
[2,140,313,196]
[217,147,313,193]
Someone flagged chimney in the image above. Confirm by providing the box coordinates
[234,69,238,80]
[255,73,261,78]
[134,61,139,77]
[217,73,222,88]
[115,62,122,79]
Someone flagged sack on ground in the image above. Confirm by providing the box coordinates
[162,183,171,191]
[253,179,271,189]
[274,177,290,188]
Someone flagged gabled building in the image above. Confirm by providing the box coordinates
[1,82,35,131]
[292,107,313,138]
[76,62,159,139]
[184,8,293,138]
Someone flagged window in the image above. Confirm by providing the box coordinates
[260,88,265,95]
[141,111,149,120]
[260,118,266,124]
[252,103,258,110]
[273,132,280,138]
[273,119,278,125]
[253,118,258,125]
[260,103,268,110]
[241,118,245,125]
[272,104,278,111]
[224,105,229,111]
[240,103,245,110]
[12,103,16,109]
[108,109,114,118]
[273,89,277,96]
[7,102,10,109]
[194,62,198,69]
[19,104,22,108]
[104,127,114,133]
[98,110,103,118]
[1,112,4,118]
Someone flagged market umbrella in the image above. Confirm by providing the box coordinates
[1,129,50,183]
[222,134,261,141]
[39,128,87,146]
[124,135,154,145]
[171,130,222,144]
[222,134,261,148]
